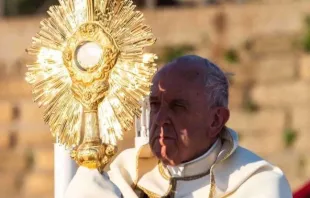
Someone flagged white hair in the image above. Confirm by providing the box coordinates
[203,59,229,108]
[175,55,229,108]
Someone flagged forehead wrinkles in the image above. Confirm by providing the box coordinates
[168,67,206,90]
[152,79,205,103]
[151,63,207,94]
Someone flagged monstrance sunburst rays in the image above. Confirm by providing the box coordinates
[25,0,157,152]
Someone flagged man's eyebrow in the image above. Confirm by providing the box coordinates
[171,99,189,105]
[149,96,159,101]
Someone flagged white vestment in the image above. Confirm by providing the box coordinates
[65,128,292,198]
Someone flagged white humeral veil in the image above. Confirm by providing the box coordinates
[54,141,78,198]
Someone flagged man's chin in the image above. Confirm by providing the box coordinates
[156,153,181,166]
[151,144,180,166]
[161,158,177,166]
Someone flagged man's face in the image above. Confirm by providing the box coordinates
[149,64,223,166]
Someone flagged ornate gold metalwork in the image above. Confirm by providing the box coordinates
[25,0,157,171]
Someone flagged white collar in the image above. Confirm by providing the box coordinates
[166,139,222,178]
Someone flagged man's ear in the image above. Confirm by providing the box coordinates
[210,107,230,138]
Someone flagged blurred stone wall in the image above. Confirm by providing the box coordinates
[1,2,310,197]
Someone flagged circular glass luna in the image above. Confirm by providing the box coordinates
[75,42,103,71]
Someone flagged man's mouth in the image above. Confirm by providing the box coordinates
[158,136,175,140]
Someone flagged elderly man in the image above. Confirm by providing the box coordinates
[65,55,292,198]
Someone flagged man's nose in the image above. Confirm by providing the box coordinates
[155,107,171,126]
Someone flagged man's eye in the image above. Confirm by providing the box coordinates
[172,103,185,110]
[150,102,160,110]
[150,102,159,106]
[175,104,184,108]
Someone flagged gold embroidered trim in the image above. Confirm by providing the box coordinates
[137,183,172,198]
[169,178,177,198]
[208,168,216,198]
[221,188,238,198]
[158,162,170,180]
[133,145,172,197]
[208,128,235,198]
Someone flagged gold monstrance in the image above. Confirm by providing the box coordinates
[25,0,157,171]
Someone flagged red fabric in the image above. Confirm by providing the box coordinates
[294,181,310,198]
